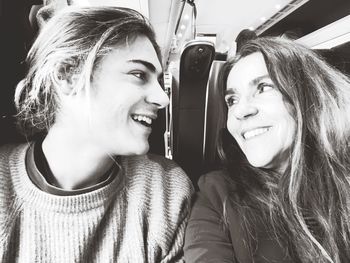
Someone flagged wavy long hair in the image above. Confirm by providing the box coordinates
[15,6,161,138]
[217,37,350,262]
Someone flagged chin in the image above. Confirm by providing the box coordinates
[128,142,149,156]
[133,148,149,155]
[246,156,272,169]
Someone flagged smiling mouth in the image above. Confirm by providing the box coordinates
[242,127,271,140]
[131,114,154,128]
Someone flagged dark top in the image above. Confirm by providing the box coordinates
[184,170,292,263]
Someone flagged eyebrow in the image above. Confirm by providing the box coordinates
[127,59,162,76]
[224,74,270,96]
[249,74,270,86]
[224,88,236,96]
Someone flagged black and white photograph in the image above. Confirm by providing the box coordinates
[1,0,350,262]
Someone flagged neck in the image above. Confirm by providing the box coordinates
[41,126,115,190]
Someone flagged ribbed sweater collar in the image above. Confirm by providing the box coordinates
[8,143,126,214]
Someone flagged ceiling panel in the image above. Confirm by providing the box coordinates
[149,0,296,54]
[195,0,294,52]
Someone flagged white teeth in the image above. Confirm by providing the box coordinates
[132,115,152,125]
[243,127,270,140]
[143,116,152,125]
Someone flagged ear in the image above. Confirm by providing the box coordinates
[56,64,80,96]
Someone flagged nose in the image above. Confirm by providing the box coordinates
[145,80,170,109]
[232,97,258,120]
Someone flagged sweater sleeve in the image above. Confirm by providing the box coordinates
[130,154,195,263]
[184,171,236,263]
[0,145,21,239]
[160,202,190,263]
[157,158,194,263]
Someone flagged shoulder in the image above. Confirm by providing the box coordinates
[0,142,29,159]
[122,153,194,196]
[121,154,194,245]
[190,170,241,227]
[0,142,29,181]
[0,143,18,160]
[0,143,29,179]
[0,143,28,179]
[198,170,232,191]
[196,170,236,208]
[184,171,238,262]
[0,143,29,239]
[120,154,194,221]
[123,153,184,172]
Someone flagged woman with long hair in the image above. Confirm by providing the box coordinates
[0,7,193,262]
[184,37,350,262]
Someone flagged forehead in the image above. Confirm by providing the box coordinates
[227,52,268,90]
[99,36,162,73]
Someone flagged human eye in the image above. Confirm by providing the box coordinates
[225,94,239,107]
[256,82,274,94]
[129,70,148,82]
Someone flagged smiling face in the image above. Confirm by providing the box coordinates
[61,36,169,156]
[225,52,296,173]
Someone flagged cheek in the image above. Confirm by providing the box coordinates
[275,111,296,148]
[284,117,296,146]
[226,112,239,138]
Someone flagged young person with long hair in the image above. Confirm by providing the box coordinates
[184,37,350,262]
[0,7,193,262]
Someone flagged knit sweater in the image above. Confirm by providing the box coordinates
[0,143,194,262]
